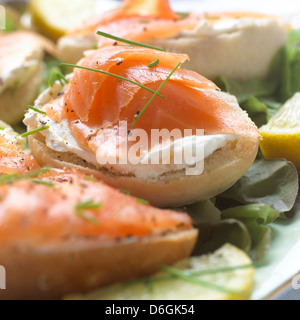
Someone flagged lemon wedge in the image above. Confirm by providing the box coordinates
[260,93,300,169]
[66,244,255,301]
[29,0,96,41]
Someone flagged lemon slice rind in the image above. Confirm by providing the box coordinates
[65,243,255,301]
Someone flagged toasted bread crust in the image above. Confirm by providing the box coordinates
[0,229,198,300]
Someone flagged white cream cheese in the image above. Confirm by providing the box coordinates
[0,40,43,95]
[24,109,238,179]
[150,17,287,80]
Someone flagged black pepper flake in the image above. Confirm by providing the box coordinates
[116,59,123,66]
[177,222,186,228]
[151,216,157,224]
[161,229,169,236]
[64,102,68,106]
[66,108,69,113]
[113,42,118,46]
[80,182,88,188]
[115,237,122,243]
[71,110,75,113]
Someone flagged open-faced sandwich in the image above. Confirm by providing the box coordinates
[24,45,260,207]
[0,31,57,124]
[0,121,197,300]
[58,0,288,81]
[2,0,300,302]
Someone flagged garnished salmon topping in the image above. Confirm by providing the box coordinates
[0,168,193,246]
[0,132,39,175]
[71,0,275,48]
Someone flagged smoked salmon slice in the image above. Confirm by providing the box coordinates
[72,0,201,47]
[0,168,194,245]
[49,46,259,160]
[25,45,260,208]
[0,166,197,299]
[0,126,39,175]
[71,0,273,48]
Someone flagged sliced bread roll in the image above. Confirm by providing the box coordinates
[0,168,197,300]
[24,46,260,207]
[57,0,287,80]
[0,31,57,124]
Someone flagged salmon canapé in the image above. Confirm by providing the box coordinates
[58,0,286,81]
[0,167,197,299]
[0,31,57,124]
[72,0,273,47]
[25,46,260,207]
[0,124,39,175]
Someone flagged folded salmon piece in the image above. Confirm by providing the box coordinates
[58,0,287,81]
[24,46,259,207]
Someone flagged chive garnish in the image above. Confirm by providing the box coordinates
[28,106,47,115]
[125,263,255,295]
[84,176,96,182]
[20,167,52,180]
[0,127,5,130]
[140,19,150,24]
[205,15,221,20]
[75,200,102,225]
[96,31,166,52]
[48,69,69,87]
[0,167,52,186]
[61,63,164,99]
[92,44,98,50]
[178,12,190,20]
[32,180,55,187]
[159,264,248,296]
[135,197,149,205]
[131,62,181,127]
[121,188,131,195]
[148,59,159,68]
[20,126,50,138]
[126,264,255,285]
[0,173,19,185]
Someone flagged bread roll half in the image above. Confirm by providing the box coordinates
[25,80,259,207]
[0,31,57,124]
[0,229,197,300]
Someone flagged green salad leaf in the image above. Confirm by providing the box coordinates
[192,218,251,257]
[213,28,300,127]
[40,56,68,93]
[219,159,299,216]
[189,202,279,261]
[279,29,300,102]
[221,204,279,261]
[186,158,298,261]
[239,96,269,128]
